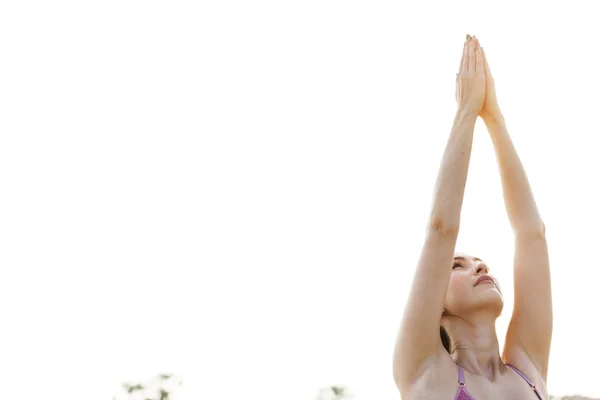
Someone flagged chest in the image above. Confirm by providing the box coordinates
[453,384,543,400]
[404,369,545,400]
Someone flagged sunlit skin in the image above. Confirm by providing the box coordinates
[392,35,552,399]
[442,252,504,379]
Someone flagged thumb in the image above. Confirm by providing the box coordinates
[481,47,492,75]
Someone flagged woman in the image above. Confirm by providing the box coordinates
[392,35,552,399]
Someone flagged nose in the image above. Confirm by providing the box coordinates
[475,262,489,275]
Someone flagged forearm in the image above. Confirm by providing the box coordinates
[427,110,478,232]
[484,114,544,234]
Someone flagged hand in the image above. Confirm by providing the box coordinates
[474,37,502,120]
[455,35,486,116]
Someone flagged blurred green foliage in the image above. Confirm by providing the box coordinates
[118,373,181,400]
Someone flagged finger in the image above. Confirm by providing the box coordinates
[476,45,483,73]
[458,40,467,74]
[468,39,475,72]
[482,46,492,75]
[460,39,469,74]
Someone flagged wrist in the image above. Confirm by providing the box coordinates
[455,107,479,122]
[481,108,504,124]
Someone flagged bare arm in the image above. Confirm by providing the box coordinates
[487,114,552,379]
[477,40,552,380]
[393,36,485,391]
[485,115,546,232]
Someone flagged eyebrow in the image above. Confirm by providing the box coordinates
[454,256,483,262]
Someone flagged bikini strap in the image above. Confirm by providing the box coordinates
[457,366,466,386]
[506,365,534,386]
[506,364,544,400]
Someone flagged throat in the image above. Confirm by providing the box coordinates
[443,312,502,380]
[453,346,505,381]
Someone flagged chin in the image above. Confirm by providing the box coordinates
[478,292,504,316]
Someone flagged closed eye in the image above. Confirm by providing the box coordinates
[452,262,462,269]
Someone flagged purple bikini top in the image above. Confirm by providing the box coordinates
[454,364,544,400]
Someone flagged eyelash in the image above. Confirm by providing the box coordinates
[452,262,461,269]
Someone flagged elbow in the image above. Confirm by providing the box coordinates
[541,221,546,237]
[515,221,546,240]
[427,217,460,238]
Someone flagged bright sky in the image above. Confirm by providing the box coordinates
[2,1,599,399]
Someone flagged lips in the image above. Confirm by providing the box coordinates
[475,276,495,286]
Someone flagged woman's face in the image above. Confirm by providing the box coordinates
[443,252,504,317]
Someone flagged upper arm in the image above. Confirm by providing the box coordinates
[503,226,552,381]
[393,222,458,390]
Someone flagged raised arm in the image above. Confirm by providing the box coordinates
[393,36,485,391]
[477,39,552,381]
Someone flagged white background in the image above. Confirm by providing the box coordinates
[1,1,599,399]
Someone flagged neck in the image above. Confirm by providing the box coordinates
[443,311,505,381]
